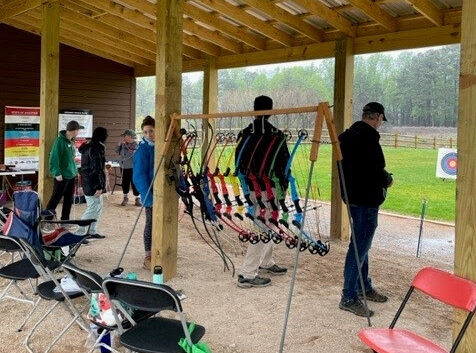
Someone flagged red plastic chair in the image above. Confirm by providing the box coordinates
[359,267,476,353]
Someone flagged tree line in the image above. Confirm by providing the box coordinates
[136,45,460,128]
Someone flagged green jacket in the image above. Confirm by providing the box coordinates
[49,131,78,179]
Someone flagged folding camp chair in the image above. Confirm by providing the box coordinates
[103,277,206,353]
[2,189,94,262]
[0,235,44,331]
[63,262,155,353]
[17,238,91,353]
[359,267,476,353]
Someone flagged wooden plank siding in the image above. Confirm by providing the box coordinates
[0,24,135,163]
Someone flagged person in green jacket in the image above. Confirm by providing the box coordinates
[45,120,83,220]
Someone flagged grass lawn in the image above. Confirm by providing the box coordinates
[194,144,456,222]
[292,145,456,222]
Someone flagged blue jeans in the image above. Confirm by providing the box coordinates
[80,195,103,235]
[342,205,379,300]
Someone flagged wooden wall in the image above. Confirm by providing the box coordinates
[0,24,135,162]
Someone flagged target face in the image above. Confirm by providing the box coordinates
[436,148,457,179]
[440,152,457,175]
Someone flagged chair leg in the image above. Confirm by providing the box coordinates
[0,280,14,299]
[24,301,60,353]
[17,297,41,332]
[44,312,83,353]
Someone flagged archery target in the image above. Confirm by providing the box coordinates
[436,148,457,179]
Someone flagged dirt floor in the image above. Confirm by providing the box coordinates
[0,193,456,353]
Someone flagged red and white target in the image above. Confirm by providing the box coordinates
[436,148,457,179]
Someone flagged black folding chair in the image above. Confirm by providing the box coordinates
[103,277,206,353]
[18,239,91,353]
[0,235,43,332]
[63,262,155,353]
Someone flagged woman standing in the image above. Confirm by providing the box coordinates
[116,129,141,206]
[78,127,108,239]
[133,116,155,270]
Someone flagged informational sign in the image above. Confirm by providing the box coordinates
[58,109,93,164]
[4,106,40,170]
[436,148,457,179]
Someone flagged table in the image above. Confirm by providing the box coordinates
[0,169,37,202]
[105,161,121,194]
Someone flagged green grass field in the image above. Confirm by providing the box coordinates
[192,144,456,222]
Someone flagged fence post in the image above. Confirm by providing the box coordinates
[394,133,398,148]
[433,136,436,149]
[450,137,453,148]
[414,135,417,149]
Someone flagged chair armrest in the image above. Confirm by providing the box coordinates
[40,219,96,227]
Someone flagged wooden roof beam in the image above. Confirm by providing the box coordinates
[193,0,294,47]
[183,33,222,56]
[184,2,266,50]
[117,0,266,50]
[240,0,323,42]
[5,16,136,67]
[346,0,398,32]
[291,0,356,37]
[78,0,242,53]
[404,0,443,26]
[0,0,41,21]
[184,18,243,53]
[24,10,154,66]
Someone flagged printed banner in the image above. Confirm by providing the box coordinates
[4,106,40,170]
[436,148,457,179]
[59,109,93,164]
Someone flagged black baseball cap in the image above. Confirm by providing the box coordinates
[363,102,387,121]
[66,120,85,131]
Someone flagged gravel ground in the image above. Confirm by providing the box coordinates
[0,193,455,353]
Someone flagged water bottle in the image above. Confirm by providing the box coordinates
[153,266,163,284]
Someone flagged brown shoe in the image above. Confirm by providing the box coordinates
[143,256,151,270]
[135,197,142,207]
[121,196,129,206]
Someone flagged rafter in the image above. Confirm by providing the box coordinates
[25,10,154,66]
[184,2,266,50]
[5,15,136,67]
[193,0,293,46]
[404,0,443,26]
[65,0,214,58]
[183,33,222,56]
[291,0,356,37]
[184,18,242,53]
[346,0,398,32]
[240,0,322,42]
[77,0,242,54]
[0,0,41,21]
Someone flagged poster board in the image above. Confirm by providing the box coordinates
[436,148,457,179]
[58,109,93,165]
[4,106,40,170]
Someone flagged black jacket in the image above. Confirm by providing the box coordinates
[79,141,106,196]
[235,118,290,191]
[339,121,392,207]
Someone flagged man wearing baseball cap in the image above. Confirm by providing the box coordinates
[45,120,83,220]
[338,102,393,317]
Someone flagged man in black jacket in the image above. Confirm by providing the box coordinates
[78,127,108,239]
[339,102,393,316]
[236,95,290,288]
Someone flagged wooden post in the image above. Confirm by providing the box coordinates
[330,37,352,241]
[454,0,476,350]
[450,137,453,148]
[38,0,60,203]
[414,135,417,148]
[394,133,398,148]
[152,0,183,280]
[202,57,218,168]
[433,136,436,149]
